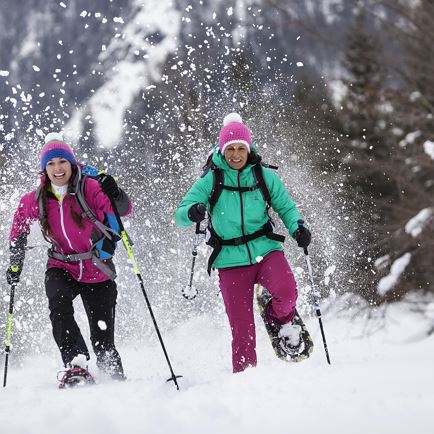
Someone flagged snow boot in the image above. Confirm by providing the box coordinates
[278,321,303,356]
[96,349,126,381]
[58,354,95,389]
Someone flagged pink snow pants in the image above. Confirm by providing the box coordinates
[218,250,298,373]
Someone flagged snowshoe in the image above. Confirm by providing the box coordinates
[255,284,314,362]
[58,366,96,389]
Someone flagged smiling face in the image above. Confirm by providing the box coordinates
[223,143,249,170]
[45,157,73,186]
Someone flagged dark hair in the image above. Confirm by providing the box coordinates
[40,174,84,242]
[247,151,262,165]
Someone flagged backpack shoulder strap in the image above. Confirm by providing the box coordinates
[201,151,215,178]
[75,175,117,240]
[253,164,271,209]
[209,167,224,212]
[75,174,97,221]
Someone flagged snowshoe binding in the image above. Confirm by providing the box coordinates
[58,366,96,389]
[256,284,314,362]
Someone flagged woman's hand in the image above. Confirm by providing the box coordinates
[293,227,312,248]
[188,203,207,223]
[99,174,121,200]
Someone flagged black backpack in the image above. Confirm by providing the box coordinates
[201,151,278,212]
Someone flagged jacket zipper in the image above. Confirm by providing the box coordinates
[59,197,74,250]
[238,171,253,265]
[59,197,83,281]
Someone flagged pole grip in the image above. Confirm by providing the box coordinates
[297,219,309,255]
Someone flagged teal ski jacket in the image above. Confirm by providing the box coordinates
[175,146,303,269]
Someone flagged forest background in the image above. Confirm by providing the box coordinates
[1,0,433,356]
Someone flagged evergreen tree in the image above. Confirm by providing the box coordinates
[379,0,434,300]
[337,11,401,302]
[337,1,434,302]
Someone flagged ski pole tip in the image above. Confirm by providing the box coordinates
[166,374,183,390]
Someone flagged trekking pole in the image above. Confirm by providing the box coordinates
[182,222,203,300]
[108,197,182,390]
[297,219,331,365]
[3,281,17,387]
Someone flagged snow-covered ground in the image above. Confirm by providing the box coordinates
[1,299,433,434]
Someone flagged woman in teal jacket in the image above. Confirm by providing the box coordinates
[175,113,311,373]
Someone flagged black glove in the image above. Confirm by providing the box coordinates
[99,174,121,200]
[6,265,21,285]
[188,203,207,223]
[293,226,312,248]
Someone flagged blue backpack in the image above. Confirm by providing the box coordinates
[79,165,122,260]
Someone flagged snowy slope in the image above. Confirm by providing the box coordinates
[1,300,433,434]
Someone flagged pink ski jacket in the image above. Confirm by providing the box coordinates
[9,177,131,283]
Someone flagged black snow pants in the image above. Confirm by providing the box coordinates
[45,267,124,378]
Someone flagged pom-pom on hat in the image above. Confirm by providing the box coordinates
[218,113,252,154]
[40,132,77,171]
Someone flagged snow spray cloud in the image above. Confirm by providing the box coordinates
[0,3,372,360]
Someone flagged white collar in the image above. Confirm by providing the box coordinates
[51,183,68,196]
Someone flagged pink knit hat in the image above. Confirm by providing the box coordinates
[40,132,76,171]
[218,113,252,154]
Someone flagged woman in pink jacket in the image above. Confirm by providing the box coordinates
[6,133,131,385]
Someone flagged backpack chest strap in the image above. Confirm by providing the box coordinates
[222,185,259,193]
[210,164,272,212]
